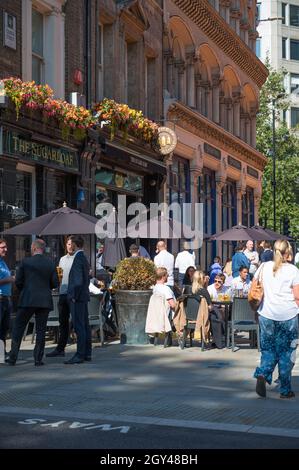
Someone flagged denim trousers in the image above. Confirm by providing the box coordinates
[254,315,298,395]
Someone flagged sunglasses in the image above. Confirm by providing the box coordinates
[215,280,223,284]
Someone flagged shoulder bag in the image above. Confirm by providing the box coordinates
[248,263,264,311]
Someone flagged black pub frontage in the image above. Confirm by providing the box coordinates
[0,106,82,269]
[84,128,167,257]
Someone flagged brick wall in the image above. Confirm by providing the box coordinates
[0,0,22,78]
[64,0,85,100]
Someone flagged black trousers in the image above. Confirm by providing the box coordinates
[10,307,49,363]
[210,307,225,349]
[56,294,71,352]
[0,297,12,347]
[70,301,91,360]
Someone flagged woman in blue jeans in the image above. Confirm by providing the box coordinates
[254,240,299,398]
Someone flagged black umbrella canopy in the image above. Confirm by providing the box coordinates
[210,224,267,241]
[2,203,99,235]
[251,225,292,241]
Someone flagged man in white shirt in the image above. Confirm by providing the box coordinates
[175,241,196,287]
[154,240,174,288]
[231,266,251,297]
[244,240,259,279]
[46,236,75,358]
[207,274,230,300]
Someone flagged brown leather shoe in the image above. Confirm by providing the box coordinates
[280,391,295,399]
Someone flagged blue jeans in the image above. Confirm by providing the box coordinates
[254,315,298,395]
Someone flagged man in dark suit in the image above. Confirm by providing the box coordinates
[7,239,59,366]
[64,235,91,364]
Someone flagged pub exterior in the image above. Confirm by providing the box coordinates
[0,103,81,269]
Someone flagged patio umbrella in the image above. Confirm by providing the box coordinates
[2,203,99,235]
[251,225,292,241]
[127,214,207,240]
[209,224,266,241]
[101,237,127,269]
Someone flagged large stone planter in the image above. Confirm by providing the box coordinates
[115,290,152,345]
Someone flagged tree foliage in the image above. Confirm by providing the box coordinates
[256,59,299,239]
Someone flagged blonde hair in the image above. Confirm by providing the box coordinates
[156,267,168,280]
[191,270,205,294]
[273,239,293,275]
[223,260,232,276]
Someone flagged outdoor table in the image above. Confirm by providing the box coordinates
[211,299,233,345]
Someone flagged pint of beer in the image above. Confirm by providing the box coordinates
[56,266,63,283]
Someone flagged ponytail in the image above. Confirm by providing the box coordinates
[273,239,293,275]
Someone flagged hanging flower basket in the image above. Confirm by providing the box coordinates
[2,77,96,140]
[93,98,160,148]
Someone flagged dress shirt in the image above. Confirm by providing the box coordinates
[154,249,174,286]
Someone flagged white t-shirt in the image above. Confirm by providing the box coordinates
[244,249,259,275]
[153,283,175,317]
[175,250,196,274]
[207,284,230,300]
[154,250,174,286]
[231,276,251,296]
[295,252,299,265]
[255,261,299,321]
[153,283,175,300]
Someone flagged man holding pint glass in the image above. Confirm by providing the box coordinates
[46,236,75,358]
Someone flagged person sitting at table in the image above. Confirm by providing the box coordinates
[207,274,231,301]
[231,266,251,297]
[182,266,196,288]
[184,270,224,349]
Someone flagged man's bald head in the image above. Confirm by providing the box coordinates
[156,240,166,252]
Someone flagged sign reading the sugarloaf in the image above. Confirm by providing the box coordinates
[158,127,177,155]
[1,128,79,172]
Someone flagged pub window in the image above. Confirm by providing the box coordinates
[242,187,254,227]
[32,9,44,84]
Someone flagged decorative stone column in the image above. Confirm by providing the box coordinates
[232,91,241,137]
[163,50,172,95]
[219,91,226,128]
[250,107,257,147]
[195,73,202,113]
[225,97,233,133]
[186,51,196,108]
[174,59,186,102]
[211,74,221,124]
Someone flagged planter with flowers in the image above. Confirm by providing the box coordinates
[3,77,96,140]
[113,257,156,345]
[93,98,160,150]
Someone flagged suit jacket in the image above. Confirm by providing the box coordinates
[16,254,59,309]
[67,251,90,303]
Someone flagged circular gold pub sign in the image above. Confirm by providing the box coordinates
[158,127,177,155]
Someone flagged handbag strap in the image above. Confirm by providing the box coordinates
[258,263,265,285]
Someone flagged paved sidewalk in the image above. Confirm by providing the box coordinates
[1,337,299,439]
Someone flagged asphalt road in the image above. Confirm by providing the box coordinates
[0,411,299,452]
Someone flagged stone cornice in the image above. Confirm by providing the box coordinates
[173,0,268,88]
[167,101,267,171]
